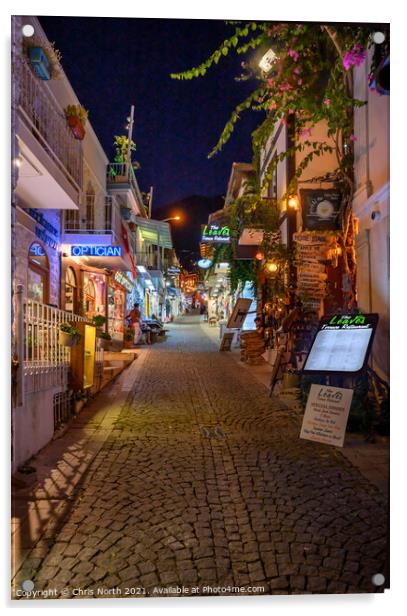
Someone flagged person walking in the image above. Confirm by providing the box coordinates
[126,303,142,345]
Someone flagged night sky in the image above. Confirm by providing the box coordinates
[39,16,263,210]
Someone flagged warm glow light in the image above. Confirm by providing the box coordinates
[259,48,277,73]
[255,251,264,261]
[288,195,299,210]
[266,261,278,273]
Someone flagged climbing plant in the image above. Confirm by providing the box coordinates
[172,21,389,308]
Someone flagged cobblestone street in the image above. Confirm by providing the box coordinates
[13,316,389,598]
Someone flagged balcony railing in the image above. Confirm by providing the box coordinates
[107,163,146,216]
[18,58,83,191]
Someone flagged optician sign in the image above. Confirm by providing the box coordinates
[71,245,122,257]
[303,313,378,375]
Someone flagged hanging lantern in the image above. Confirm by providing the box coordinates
[255,250,265,261]
[287,194,300,210]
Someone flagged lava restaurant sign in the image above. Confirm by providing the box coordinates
[71,245,122,257]
[300,189,342,231]
[300,384,354,447]
[201,224,231,243]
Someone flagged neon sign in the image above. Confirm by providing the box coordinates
[71,245,122,257]
[202,224,230,243]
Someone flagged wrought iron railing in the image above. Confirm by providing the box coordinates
[18,58,83,191]
[63,196,122,241]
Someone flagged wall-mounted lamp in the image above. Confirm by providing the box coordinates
[287,195,300,210]
[255,251,265,261]
[265,261,278,274]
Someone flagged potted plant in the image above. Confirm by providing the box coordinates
[98,332,112,350]
[59,323,82,347]
[25,39,62,81]
[92,314,107,336]
[64,105,89,140]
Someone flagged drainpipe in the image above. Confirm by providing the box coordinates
[15,284,25,408]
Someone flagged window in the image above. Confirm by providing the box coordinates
[83,275,96,317]
[27,242,49,303]
[65,267,77,313]
[85,183,95,230]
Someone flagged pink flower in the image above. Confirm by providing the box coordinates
[297,79,302,85]
[324,98,331,107]
[343,43,366,71]
[349,133,357,142]
[288,48,300,62]
[269,100,277,110]
[300,127,312,140]
[280,81,292,92]
[281,115,287,126]
[288,108,295,114]
[267,78,274,87]
[293,67,301,75]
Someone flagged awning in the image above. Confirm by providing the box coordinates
[133,217,173,249]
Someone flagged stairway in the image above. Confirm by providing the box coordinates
[100,351,137,390]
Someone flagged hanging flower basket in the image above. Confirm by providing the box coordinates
[59,323,82,347]
[67,115,86,140]
[64,105,88,141]
[27,47,51,80]
[58,330,81,347]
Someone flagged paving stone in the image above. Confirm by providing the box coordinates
[14,319,388,599]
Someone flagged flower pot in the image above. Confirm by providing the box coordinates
[28,47,51,80]
[59,331,80,347]
[67,115,86,140]
[120,207,131,221]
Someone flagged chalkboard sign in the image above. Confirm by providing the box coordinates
[302,313,378,375]
[300,189,342,231]
[220,332,234,352]
[227,298,252,329]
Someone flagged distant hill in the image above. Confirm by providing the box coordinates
[155,195,224,269]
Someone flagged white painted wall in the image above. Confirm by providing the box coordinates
[353,48,390,381]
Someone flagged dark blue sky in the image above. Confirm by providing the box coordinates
[39,16,263,209]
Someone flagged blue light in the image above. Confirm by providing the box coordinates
[71,245,122,257]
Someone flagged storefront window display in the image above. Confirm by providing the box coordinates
[65,267,77,313]
[108,280,125,340]
[27,242,49,303]
[83,272,106,320]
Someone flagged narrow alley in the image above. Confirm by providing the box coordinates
[12,316,388,598]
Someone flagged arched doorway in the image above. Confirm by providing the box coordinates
[65,267,77,313]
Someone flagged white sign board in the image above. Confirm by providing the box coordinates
[304,327,373,372]
[300,384,354,447]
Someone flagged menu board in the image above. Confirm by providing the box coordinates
[300,384,354,447]
[303,313,378,374]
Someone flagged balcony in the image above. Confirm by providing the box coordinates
[62,196,122,244]
[16,58,82,210]
[107,163,147,217]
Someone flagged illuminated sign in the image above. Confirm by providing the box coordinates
[202,224,230,243]
[71,245,122,257]
[197,259,213,269]
[114,271,134,292]
[303,313,378,374]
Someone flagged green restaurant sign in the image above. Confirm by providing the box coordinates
[202,224,231,243]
